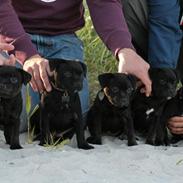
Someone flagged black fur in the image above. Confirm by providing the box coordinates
[0,66,31,149]
[132,68,179,146]
[87,73,137,146]
[37,59,93,150]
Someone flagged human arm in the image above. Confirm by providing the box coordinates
[86,0,151,96]
[0,0,38,60]
[0,0,52,92]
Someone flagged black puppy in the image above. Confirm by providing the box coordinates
[132,68,178,146]
[87,73,137,146]
[0,66,31,149]
[39,59,93,150]
[160,84,183,144]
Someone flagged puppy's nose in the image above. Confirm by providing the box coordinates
[74,82,83,91]
[114,97,129,108]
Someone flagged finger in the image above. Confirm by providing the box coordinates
[33,65,44,92]
[168,121,183,128]
[168,116,183,123]
[9,54,16,65]
[27,69,38,92]
[138,72,152,97]
[170,127,183,135]
[5,54,16,66]
[0,43,14,51]
[4,36,14,43]
[40,62,52,92]
[45,60,54,77]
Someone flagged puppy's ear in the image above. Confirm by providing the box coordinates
[127,75,137,90]
[148,68,157,80]
[48,59,62,71]
[18,69,32,85]
[80,62,87,77]
[98,73,114,88]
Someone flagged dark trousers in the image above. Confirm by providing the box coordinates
[121,0,182,74]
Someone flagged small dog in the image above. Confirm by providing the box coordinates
[132,68,178,146]
[0,66,31,149]
[86,73,137,146]
[38,59,93,150]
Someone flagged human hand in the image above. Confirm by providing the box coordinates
[168,116,183,135]
[118,48,152,97]
[0,35,16,65]
[23,55,53,92]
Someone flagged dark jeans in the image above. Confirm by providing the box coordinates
[121,0,182,72]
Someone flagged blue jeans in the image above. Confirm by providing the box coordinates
[122,0,182,68]
[20,33,89,132]
[148,0,182,68]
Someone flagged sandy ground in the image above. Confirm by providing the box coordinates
[0,131,183,183]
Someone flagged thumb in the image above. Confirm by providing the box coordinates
[45,59,54,76]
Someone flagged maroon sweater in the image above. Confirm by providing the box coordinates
[0,0,133,63]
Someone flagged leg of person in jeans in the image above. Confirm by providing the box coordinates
[19,33,89,132]
[177,0,183,78]
[121,0,148,61]
[121,0,182,68]
[148,0,182,68]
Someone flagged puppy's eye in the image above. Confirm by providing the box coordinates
[10,77,18,84]
[111,87,119,93]
[159,79,166,85]
[63,72,72,78]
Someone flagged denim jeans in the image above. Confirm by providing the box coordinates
[122,0,182,68]
[19,33,89,132]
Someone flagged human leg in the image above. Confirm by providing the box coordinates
[121,0,148,60]
[147,0,182,68]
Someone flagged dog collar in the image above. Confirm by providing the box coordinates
[103,87,115,105]
[98,89,114,105]
[50,81,70,108]
[50,81,65,93]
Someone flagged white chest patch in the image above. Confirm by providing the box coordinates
[146,108,154,116]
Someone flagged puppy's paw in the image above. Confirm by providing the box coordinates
[87,136,102,145]
[10,144,23,150]
[170,136,183,144]
[128,140,138,146]
[154,138,169,146]
[145,138,155,146]
[78,142,94,150]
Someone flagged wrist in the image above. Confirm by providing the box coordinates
[118,48,135,59]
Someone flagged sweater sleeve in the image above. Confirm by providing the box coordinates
[0,0,38,63]
[86,0,134,57]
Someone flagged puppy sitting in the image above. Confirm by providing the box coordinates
[87,73,137,146]
[0,66,31,149]
[132,68,178,146]
[39,59,93,150]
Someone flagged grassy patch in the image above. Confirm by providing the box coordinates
[77,6,117,102]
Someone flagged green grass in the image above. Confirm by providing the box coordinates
[77,6,117,101]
